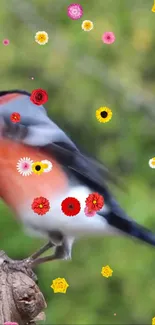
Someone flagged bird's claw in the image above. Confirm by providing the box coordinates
[2,256,38,283]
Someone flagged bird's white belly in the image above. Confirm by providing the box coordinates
[19,185,115,239]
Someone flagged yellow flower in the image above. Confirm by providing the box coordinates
[152,4,155,12]
[32,161,45,175]
[51,277,69,294]
[35,31,49,45]
[101,265,113,278]
[149,157,155,169]
[152,317,155,325]
[81,20,94,32]
[96,106,112,123]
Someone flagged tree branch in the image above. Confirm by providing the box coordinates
[0,251,47,325]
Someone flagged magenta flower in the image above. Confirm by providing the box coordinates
[102,32,115,44]
[67,3,83,20]
[4,322,19,325]
[84,206,96,217]
[3,39,10,46]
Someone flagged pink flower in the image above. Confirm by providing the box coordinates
[84,206,96,217]
[67,3,83,20]
[4,323,19,325]
[16,157,33,176]
[3,39,10,46]
[102,32,115,44]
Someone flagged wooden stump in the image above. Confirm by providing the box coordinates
[0,251,47,325]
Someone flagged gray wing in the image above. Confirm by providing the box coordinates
[41,142,125,197]
[0,89,125,193]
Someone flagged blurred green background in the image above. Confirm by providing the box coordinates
[0,0,155,324]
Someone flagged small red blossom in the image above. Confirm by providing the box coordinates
[30,88,48,106]
[61,197,81,216]
[10,112,21,123]
[31,196,50,215]
[85,192,104,212]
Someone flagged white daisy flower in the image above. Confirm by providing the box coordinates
[149,157,155,168]
[41,159,53,173]
[16,157,33,176]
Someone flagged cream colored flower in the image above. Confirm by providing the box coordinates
[41,159,53,173]
[101,265,113,278]
[149,157,155,169]
[35,31,49,45]
[81,20,94,32]
[51,277,69,294]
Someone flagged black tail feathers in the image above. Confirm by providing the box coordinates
[105,211,155,247]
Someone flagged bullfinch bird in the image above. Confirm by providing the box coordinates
[0,89,154,268]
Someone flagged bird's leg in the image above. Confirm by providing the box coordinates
[24,231,63,261]
[22,232,64,270]
[31,245,71,267]
[29,241,54,260]
[0,234,69,282]
[31,237,74,267]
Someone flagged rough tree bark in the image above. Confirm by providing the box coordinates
[0,251,47,325]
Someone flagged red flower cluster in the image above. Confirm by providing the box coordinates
[85,192,104,212]
[31,196,50,215]
[10,112,21,123]
[30,88,48,106]
[61,197,81,216]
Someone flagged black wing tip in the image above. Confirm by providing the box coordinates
[103,210,155,247]
[0,90,31,97]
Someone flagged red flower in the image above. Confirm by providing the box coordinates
[10,112,21,123]
[61,197,81,216]
[31,196,50,215]
[85,192,104,212]
[30,88,48,106]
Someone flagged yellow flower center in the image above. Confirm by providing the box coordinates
[93,200,97,204]
[152,161,155,165]
[58,282,64,288]
[101,111,108,118]
[43,163,48,168]
[38,35,46,42]
[85,23,91,29]
[39,204,43,208]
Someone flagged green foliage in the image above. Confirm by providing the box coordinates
[0,0,155,324]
